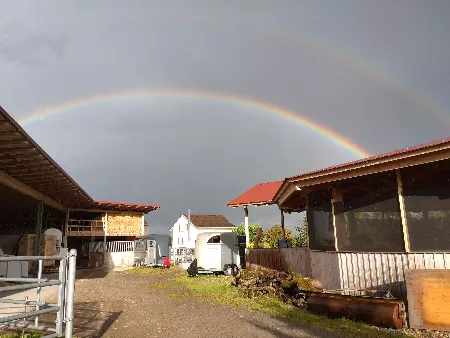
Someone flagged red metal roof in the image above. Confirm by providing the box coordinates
[289,136,450,180]
[94,200,161,213]
[227,181,283,207]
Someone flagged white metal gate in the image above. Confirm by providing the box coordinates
[0,249,77,338]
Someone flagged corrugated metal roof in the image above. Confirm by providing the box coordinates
[227,181,283,207]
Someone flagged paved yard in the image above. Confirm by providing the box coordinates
[39,269,333,338]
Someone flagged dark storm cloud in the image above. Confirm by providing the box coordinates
[1,0,450,233]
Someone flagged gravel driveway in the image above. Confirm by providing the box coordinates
[45,269,334,338]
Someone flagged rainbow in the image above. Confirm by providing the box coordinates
[138,11,450,124]
[18,89,371,158]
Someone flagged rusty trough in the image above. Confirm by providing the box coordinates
[306,293,406,329]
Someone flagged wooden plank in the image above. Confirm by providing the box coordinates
[0,169,67,211]
[278,148,450,206]
[396,169,411,252]
[406,269,450,331]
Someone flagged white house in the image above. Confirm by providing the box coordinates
[170,214,235,263]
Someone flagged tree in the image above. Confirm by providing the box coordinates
[232,223,262,246]
[293,216,309,247]
[263,224,295,248]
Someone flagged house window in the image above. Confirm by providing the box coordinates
[207,235,221,244]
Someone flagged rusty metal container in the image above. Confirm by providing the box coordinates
[307,293,406,329]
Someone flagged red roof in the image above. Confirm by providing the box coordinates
[227,181,283,207]
[289,136,450,180]
[94,200,161,213]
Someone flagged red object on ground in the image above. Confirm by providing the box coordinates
[163,255,170,268]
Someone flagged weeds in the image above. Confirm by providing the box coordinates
[146,269,412,338]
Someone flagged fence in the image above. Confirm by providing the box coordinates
[0,250,77,338]
[245,248,450,301]
[106,241,134,253]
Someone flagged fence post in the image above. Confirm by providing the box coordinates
[65,249,77,338]
[56,255,67,336]
[35,259,43,327]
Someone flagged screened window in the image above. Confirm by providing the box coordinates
[401,159,450,251]
[307,189,335,251]
[339,171,404,252]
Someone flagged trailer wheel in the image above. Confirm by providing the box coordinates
[224,265,233,276]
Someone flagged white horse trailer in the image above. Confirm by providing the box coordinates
[195,232,240,275]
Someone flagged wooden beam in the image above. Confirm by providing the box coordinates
[0,169,67,212]
[69,208,144,215]
[304,194,311,248]
[288,147,450,191]
[7,166,58,175]
[396,169,411,252]
[331,187,346,251]
[63,210,69,248]
[33,201,44,276]
[0,131,22,139]
[280,209,285,240]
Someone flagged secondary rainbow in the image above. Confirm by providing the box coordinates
[137,10,450,125]
[18,88,371,158]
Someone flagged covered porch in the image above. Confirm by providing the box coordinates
[267,137,450,300]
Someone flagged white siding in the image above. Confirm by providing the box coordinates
[170,215,234,250]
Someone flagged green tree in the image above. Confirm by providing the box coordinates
[263,224,295,248]
[293,216,309,247]
[232,223,262,245]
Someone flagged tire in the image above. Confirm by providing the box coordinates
[224,265,233,276]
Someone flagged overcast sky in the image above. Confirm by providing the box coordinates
[1,1,450,233]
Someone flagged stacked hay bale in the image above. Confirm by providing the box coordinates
[232,268,323,307]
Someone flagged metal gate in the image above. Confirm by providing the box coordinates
[0,249,77,338]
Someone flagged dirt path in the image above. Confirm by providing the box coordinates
[45,269,334,338]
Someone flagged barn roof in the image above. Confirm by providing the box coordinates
[183,214,235,228]
[0,105,160,213]
[275,136,450,203]
[227,181,283,207]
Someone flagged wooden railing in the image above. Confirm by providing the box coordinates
[67,219,105,237]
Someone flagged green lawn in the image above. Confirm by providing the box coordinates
[127,267,413,338]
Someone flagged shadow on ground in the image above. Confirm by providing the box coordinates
[39,301,121,337]
[244,317,334,338]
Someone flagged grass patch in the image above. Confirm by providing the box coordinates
[121,266,185,277]
[149,270,412,338]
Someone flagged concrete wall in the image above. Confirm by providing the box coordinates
[89,251,135,269]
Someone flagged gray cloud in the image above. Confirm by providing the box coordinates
[1,0,450,233]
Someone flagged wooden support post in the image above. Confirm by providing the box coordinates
[33,201,44,276]
[280,209,285,240]
[141,214,145,236]
[244,206,249,248]
[63,210,69,248]
[396,169,411,252]
[347,210,357,250]
[332,187,346,251]
[103,213,108,267]
[305,193,314,249]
